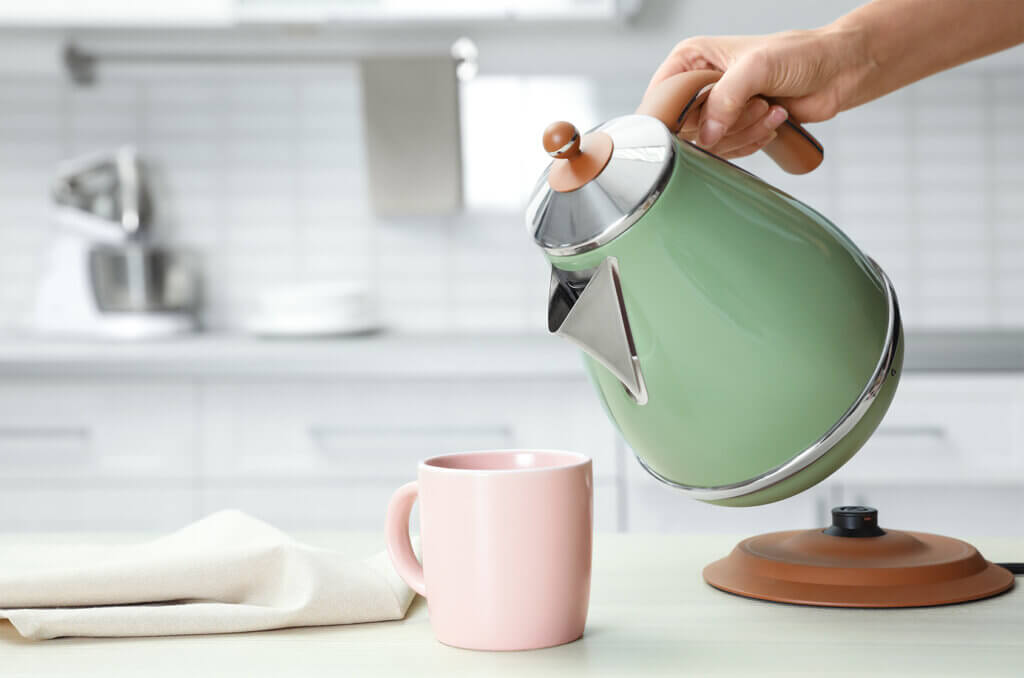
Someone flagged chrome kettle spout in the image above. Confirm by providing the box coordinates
[548,257,648,405]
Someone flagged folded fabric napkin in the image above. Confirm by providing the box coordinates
[0,510,418,640]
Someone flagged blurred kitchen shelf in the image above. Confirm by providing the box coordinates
[0,3,234,28]
[0,0,639,28]
[236,0,641,25]
[0,329,1020,378]
[0,332,588,378]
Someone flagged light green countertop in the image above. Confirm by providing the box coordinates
[2,532,1022,677]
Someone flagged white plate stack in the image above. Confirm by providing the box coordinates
[240,281,380,338]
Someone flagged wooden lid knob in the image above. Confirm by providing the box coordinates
[543,121,581,159]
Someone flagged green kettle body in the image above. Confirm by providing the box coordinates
[531,115,902,506]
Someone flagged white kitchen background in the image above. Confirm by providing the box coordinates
[1,66,1023,329]
[0,0,1022,535]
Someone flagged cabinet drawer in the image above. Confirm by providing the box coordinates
[623,447,833,534]
[201,377,618,481]
[0,380,195,481]
[625,471,830,534]
[201,478,621,532]
[834,375,1023,483]
[201,481,409,530]
[0,486,195,531]
[839,482,1024,537]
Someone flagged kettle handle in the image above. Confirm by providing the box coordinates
[636,69,824,175]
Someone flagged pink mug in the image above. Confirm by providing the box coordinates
[385,449,593,651]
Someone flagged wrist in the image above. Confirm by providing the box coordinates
[817,19,876,112]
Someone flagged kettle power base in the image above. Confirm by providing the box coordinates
[703,507,1015,608]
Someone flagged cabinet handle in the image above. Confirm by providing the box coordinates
[873,425,953,455]
[875,425,948,439]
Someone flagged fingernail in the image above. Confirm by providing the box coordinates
[698,120,725,148]
[764,107,788,130]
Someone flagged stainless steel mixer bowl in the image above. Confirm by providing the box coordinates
[89,244,200,313]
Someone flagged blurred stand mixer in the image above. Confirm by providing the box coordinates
[33,146,200,339]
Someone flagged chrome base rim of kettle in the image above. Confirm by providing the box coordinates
[634,259,901,502]
[527,115,677,257]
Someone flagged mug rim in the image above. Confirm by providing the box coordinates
[420,448,591,474]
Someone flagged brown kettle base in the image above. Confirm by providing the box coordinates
[703,507,1015,608]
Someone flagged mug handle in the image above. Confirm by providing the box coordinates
[385,481,426,596]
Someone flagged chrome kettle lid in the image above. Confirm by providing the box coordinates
[526,114,675,257]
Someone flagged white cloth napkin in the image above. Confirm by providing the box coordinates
[0,510,418,640]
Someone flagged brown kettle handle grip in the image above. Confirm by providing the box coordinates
[635,69,824,175]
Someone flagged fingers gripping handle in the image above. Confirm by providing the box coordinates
[636,69,824,175]
[385,481,426,596]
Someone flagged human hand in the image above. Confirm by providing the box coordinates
[647,27,862,158]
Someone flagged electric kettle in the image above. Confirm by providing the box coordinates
[526,70,903,507]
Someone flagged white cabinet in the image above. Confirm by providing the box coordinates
[198,376,622,530]
[0,488,195,530]
[200,481,622,533]
[831,483,1023,537]
[621,374,1024,535]
[798,375,1024,536]
[0,378,197,530]
[0,361,1021,535]
[838,375,1023,484]
[822,375,1024,533]
[621,439,833,534]
[0,379,196,482]
[200,379,517,481]
[0,370,626,531]
[200,377,624,479]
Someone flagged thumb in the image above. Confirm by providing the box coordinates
[698,53,771,148]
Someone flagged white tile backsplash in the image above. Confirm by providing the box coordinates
[0,62,1020,332]
[745,68,1024,330]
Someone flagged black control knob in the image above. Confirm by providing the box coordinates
[823,506,886,538]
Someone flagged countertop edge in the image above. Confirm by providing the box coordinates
[0,330,1019,377]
